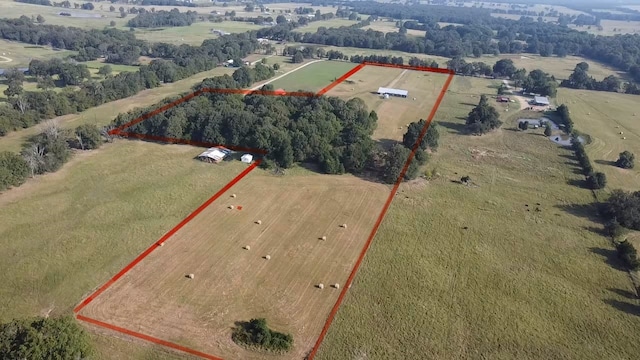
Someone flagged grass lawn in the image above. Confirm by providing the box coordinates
[0,66,234,153]
[555,88,640,191]
[82,60,140,73]
[268,60,357,92]
[315,74,640,359]
[293,18,359,33]
[131,21,267,46]
[0,39,75,68]
[0,140,248,358]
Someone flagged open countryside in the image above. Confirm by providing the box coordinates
[2,1,640,360]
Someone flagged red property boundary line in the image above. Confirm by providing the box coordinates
[75,61,455,360]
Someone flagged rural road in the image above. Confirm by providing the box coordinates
[250,59,325,90]
[0,55,12,63]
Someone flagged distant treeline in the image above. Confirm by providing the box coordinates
[127,9,198,28]
[260,1,640,86]
[138,0,197,7]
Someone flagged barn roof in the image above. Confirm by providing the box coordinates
[198,147,230,161]
[377,87,408,96]
[534,96,550,105]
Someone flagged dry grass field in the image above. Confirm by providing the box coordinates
[0,39,75,68]
[556,88,640,191]
[569,20,640,36]
[79,168,389,360]
[327,66,449,142]
[293,18,359,33]
[362,20,425,37]
[315,74,640,360]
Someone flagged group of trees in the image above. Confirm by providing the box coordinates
[616,151,635,169]
[28,58,92,86]
[127,8,198,27]
[232,318,293,353]
[560,62,624,93]
[571,135,607,190]
[0,316,94,359]
[466,95,502,134]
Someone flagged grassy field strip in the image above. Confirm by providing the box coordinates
[250,59,325,90]
[265,60,358,92]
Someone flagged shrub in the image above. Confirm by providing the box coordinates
[604,219,628,239]
[544,124,552,136]
[74,124,102,150]
[616,240,640,270]
[601,190,640,230]
[232,318,293,353]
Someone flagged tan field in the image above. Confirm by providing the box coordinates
[78,168,389,360]
[327,66,449,142]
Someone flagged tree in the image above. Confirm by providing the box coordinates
[492,59,516,78]
[382,144,418,184]
[36,75,55,90]
[465,95,502,134]
[615,150,635,169]
[97,65,113,76]
[0,151,29,191]
[273,63,280,71]
[587,171,607,189]
[0,316,94,359]
[232,318,293,352]
[544,124,552,136]
[232,66,254,87]
[497,83,508,95]
[36,14,45,23]
[402,119,438,151]
[276,14,287,24]
[74,124,102,150]
[110,20,116,27]
[575,62,589,72]
[3,81,23,98]
[244,3,255,12]
[616,240,640,270]
[292,52,304,64]
[109,5,115,12]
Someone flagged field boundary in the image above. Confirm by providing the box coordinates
[75,62,455,360]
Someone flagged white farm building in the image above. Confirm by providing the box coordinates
[533,96,550,106]
[241,154,253,164]
[377,87,408,98]
[197,147,231,163]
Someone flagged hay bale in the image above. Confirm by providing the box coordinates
[623,137,626,140]
[321,236,327,241]
[265,255,271,260]
[333,283,340,289]
[256,220,262,225]
[341,223,347,228]
[620,132,624,135]
[228,205,235,209]
[187,274,194,279]
[318,283,324,289]
[231,194,237,198]
[158,242,164,247]
[244,245,250,250]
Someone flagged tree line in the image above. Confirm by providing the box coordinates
[257,1,640,86]
[127,8,198,28]
[559,62,639,94]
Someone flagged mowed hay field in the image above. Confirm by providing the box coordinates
[0,39,76,68]
[327,65,449,142]
[556,88,640,191]
[0,140,251,359]
[79,168,389,360]
[315,75,640,359]
[268,60,357,92]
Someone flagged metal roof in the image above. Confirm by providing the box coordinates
[377,87,408,96]
[198,147,230,161]
[534,96,550,104]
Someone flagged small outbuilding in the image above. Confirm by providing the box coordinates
[532,96,550,106]
[377,87,408,98]
[241,154,253,164]
[197,147,230,163]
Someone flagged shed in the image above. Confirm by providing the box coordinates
[533,96,550,106]
[377,87,408,98]
[241,154,253,164]
[197,147,230,163]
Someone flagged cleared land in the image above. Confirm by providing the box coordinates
[362,20,425,37]
[0,66,235,153]
[79,167,389,360]
[315,74,640,360]
[0,140,251,359]
[268,60,356,92]
[326,66,449,142]
[293,18,358,33]
[569,20,640,36]
[132,21,266,46]
[556,88,640,191]
[0,39,75,68]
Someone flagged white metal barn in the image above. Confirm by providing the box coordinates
[377,87,408,98]
[241,154,253,164]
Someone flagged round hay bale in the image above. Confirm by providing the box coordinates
[244,245,250,250]
[623,137,626,140]
[333,283,340,289]
[256,220,262,225]
[321,236,327,241]
[265,255,271,260]
[158,242,164,247]
[318,283,324,289]
[231,194,237,198]
[187,273,194,279]
[341,223,347,228]
[229,205,235,209]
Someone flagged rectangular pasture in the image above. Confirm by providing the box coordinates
[78,169,389,360]
[268,60,358,92]
[325,66,449,142]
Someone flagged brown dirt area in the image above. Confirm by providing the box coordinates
[78,169,389,360]
[326,66,449,142]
